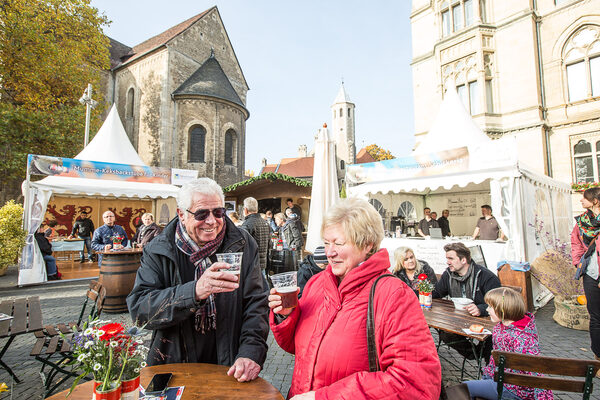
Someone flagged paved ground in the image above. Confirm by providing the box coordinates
[0,264,596,399]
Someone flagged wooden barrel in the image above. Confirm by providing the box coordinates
[98,249,142,313]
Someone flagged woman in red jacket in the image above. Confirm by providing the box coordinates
[571,187,600,364]
[268,198,441,400]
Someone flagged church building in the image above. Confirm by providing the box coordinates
[261,83,374,185]
[101,6,248,186]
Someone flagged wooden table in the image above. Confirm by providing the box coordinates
[97,248,143,313]
[424,299,496,379]
[0,296,43,383]
[46,363,285,399]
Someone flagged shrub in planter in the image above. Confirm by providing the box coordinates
[0,200,27,276]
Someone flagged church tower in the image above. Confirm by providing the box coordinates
[330,83,355,181]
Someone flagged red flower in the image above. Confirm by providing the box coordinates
[418,274,428,281]
[99,323,125,341]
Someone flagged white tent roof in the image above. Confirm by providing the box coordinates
[76,104,145,165]
[413,88,492,155]
[28,104,179,198]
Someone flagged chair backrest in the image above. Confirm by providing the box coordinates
[501,285,523,294]
[493,350,600,399]
[77,280,107,326]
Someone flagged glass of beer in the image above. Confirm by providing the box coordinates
[270,271,298,309]
[216,252,243,275]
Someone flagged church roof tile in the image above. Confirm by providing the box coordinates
[172,55,246,109]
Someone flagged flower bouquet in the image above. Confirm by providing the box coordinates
[68,319,148,399]
[110,235,125,246]
[416,274,433,309]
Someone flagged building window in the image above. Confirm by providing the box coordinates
[126,88,134,118]
[485,80,494,113]
[368,198,386,227]
[440,0,476,37]
[573,139,595,182]
[188,125,206,163]
[340,160,345,170]
[225,129,237,165]
[339,108,343,117]
[347,107,351,117]
[479,0,487,23]
[397,201,416,220]
[563,25,600,102]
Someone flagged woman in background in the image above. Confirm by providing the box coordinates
[392,246,437,295]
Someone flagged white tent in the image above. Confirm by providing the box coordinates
[346,93,572,307]
[305,125,339,252]
[20,105,180,285]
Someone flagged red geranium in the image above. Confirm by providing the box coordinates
[418,274,428,281]
[98,323,125,341]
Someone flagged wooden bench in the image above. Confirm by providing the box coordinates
[493,350,600,400]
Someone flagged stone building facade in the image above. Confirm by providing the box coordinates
[102,6,249,186]
[410,0,600,213]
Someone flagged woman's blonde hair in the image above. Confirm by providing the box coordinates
[321,198,384,257]
[484,287,526,322]
[392,247,423,275]
[142,212,154,221]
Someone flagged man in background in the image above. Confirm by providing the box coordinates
[418,207,439,237]
[91,210,129,265]
[70,210,95,262]
[285,198,302,219]
[241,197,270,273]
[438,209,451,237]
[472,205,505,240]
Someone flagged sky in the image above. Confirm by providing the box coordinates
[90,0,415,174]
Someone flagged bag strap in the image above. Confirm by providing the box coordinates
[367,273,397,372]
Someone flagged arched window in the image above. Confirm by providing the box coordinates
[347,108,351,117]
[573,139,594,182]
[339,108,343,118]
[563,25,600,102]
[188,125,206,163]
[397,201,416,220]
[368,199,386,229]
[126,88,135,119]
[340,160,345,170]
[225,129,237,165]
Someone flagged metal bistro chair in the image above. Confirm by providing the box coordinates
[493,350,600,400]
[30,280,106,397]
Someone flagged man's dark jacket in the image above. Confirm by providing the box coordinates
[71,218,95,237]
[240,213,270,270]
[297,254,324,298]
[432,261,500,316]
[437,216,450,237]
[35,232,53,256]
[126,216,269,367]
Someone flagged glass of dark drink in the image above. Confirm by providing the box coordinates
[270,271,298,309]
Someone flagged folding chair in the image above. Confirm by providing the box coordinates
[493,350,600,400]
[30,280,106,397]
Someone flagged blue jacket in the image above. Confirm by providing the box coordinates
[91,224,129,265]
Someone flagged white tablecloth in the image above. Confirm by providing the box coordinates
[381,237,507,274]
[51,240,84,252]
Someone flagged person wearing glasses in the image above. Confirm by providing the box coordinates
[91,210,129,266]
[268,198,441,399]
[127,178,269,383]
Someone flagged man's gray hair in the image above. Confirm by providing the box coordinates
[243,197,258,213]
[177,178,224,210]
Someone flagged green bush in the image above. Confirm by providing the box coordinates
[0,200,27,275]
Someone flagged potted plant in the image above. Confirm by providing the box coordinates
[416,274,433,309]
[530,217,588,331]
[68,319,148,399]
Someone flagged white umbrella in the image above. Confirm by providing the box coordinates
[305,124,340,252]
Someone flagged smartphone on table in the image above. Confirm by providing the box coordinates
[144,372,173,395]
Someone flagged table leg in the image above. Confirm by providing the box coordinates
[0,336,21,383]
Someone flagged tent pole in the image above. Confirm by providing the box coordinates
[518,176,528,262]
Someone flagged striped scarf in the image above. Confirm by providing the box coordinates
[175,220,226,333]
[575,209,600,247]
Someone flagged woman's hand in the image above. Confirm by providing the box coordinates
[290,391,315,400]
[268,288,298,316]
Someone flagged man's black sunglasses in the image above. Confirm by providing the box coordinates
[186,207,227,221]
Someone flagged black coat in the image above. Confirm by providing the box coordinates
[132,223,162,246]
[432,262,501,316]
[71,218,95,237]
[297,254,324,298]
[240,213,270,270]
[35,232,53,256]
[126,217,269,367]
[282,219,303,249]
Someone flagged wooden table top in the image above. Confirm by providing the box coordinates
[46,363,285,400]
[0,296,43,339]
[424,299,496,342]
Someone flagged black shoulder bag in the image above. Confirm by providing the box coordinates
[367,273,398,372]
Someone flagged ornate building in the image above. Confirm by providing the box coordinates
[102,6,248,186]
[410,0,600,212]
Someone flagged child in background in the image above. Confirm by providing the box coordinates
[464,287,553,400]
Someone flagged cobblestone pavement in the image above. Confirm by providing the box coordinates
[0,265,596,399]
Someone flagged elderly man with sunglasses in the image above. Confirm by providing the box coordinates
[127,178,269,382]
